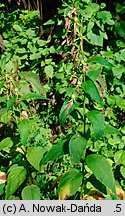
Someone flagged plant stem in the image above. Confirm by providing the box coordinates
[80,158,85,199]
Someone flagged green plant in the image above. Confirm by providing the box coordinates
[0,0,125,200]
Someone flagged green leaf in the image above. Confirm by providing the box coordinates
[86,154,116,194]
[22,185,41,200]
[105,124,119,135]
[44,65,53,78]
[43,19,55,25]
[59,100,78,127]
[20,72,46,96]
[0,184,5,196]
[81,3,100,19]
[87,56,113,67]
[108,137,121,145]
[27,147,44,171]
[7,97,16,111]
[88,174,107,195]
[82,80,102,105]
[6,166,27,199]
[87,32,103,46]
[0,79,5,90]
[87,69,102,82]
[20,93,47,101]
[41,140,67,164]
[115,95,125,110]
[13,24,22,31]
[30,53,41,60]
[87,21,94,32]
[120,166,125,178]
[114,150,125,165]
[37,39,47,47]
[0,55,7,71]
[7,196,20,200]
[16,48,26,53]
[69,134,87,163]
[112,64,125,79]
[0,138,13,151]
[18,119,30,146]
[26,28,36,37]
[86,110,105,141]
[97,11,115,25]
[59,170,82,199]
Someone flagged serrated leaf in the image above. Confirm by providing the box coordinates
[22,185,41,200]
[27,147,44,171]
[0,138,13,151]
[86,154,116,194]
[6,166,27,199]
[82,80,102,105]
[41,140,67,164]
[69,134,87,163]
[59,170,82,199]
[18,119,30,146]
[86,110,105,141]
[44,65,53,78]
[87,56,113,67]
[7,196,20,200]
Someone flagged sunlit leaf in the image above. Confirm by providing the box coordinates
[86,154,116,194]
[59,170,82,199]
[27,147,44,171]
[0,138,13,151]
[114,150,125,165]
[45,65,53,78]
[22,185,41,200]
[6,166,27,199]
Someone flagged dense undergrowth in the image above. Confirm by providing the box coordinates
[0,0,125,200]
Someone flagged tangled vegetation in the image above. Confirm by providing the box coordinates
[0,0,125,200]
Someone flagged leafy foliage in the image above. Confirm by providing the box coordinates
[0,0,125,200]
